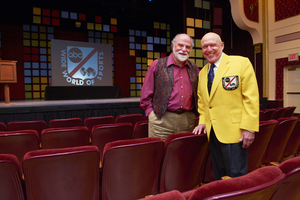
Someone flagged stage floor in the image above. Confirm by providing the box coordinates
[0,97,143,124]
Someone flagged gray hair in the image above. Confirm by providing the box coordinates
[171,33,194,49]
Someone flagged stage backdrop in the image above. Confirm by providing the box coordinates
[51,39,112,86]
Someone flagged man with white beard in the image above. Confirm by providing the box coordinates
[140,33,199,140]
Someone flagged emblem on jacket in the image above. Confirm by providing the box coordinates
[222,76,239,90]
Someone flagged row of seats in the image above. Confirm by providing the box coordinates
[0,132,209,200]
[2,132,299,200]
[259,106,296,121]
[199,116,300,183]
[0,121,149,167]
[0,113,147,137]
[141,155,300,200]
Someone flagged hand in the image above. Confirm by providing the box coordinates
[239,130,255,149]
[193,124,207,135]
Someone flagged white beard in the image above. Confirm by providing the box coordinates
[174,50,189,62]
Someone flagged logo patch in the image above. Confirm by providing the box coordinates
[222,76,239,90]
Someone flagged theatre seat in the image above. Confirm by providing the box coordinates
[7,120,47,138]
[23,146,100,200]
[282,117,300,159]
[272,107,288,120]
[202,150,216,183]
[159,132,209,193]
[260,108,276,121]
[283,106,296,117]
[40,126,90,149]
[84,116,115,133]
[187,166,284,200]
[0,154,25,200]
[272,156,300,200]
[248,120,278,172]
[48,117,83,128]
[91,122,133,163]
[115,113,146,127]
[0,122,6,131]
[263,117,298,165]
[0,130,39,167]
[101,137,164,200]
[133,120,149,138]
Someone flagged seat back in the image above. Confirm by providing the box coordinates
[263,117,298,164]
[91,122,133,162]
[0,154,25,200]
[272,156,300,200]
[159,132,209,193]
[0,122,7,131]
[84,116,115,133]
[282,117,300,159]
[272,107,288,120]
[260,109,276,121]
[188,166,284,200]
[48,117,83,128]
[115,113,146,127]
[0,130,39,167]
[41,126,90,149]
[133,120,148,138]
[101,137,164,200]
[248,120,278,171]
[7,120,47,138]
[283,106,296,117]
[202,150,216,183]
[23,146,100,200]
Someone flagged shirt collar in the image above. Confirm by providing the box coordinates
[209,53,223,70]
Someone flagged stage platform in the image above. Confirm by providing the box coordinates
[0,97,144,125]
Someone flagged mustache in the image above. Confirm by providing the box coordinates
[178,50,188,55]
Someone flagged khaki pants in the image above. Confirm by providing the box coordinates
[148,110,196,141]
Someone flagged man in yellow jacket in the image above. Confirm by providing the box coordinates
[193,32,259,180]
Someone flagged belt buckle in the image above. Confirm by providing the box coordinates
[175,109,185,114]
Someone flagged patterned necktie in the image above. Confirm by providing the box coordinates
[207,64,215,94]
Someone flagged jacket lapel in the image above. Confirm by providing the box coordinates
[209,54,230,99]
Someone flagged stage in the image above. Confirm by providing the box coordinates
[0,97,144,125]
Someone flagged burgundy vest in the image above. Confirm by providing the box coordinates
[152,56,198,118]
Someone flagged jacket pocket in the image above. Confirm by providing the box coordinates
[230,113,241,123]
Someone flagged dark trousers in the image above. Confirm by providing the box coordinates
[209,127,248,180]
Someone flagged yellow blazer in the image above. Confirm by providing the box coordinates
[197,53,259,144]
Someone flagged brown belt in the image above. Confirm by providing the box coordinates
[167,109,187,114]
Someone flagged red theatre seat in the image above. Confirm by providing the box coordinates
[133,120,149,138]
[101,137,164,200]
[7,120,47,138]
[186,166,284,200]
[115,113,146,127]
[283,106,296,117]
[91,122,133,163]
[41,126,90,149]
[84,116,115,133]
[0,130,39,167]
[0,122,7,131]
[263,117,298,165]
[23,146,100,200]
[248,120,278,171]
[273,156,300,200]
[0,154,25,200]
[260,108,276,121]
[272,107,288,120]
[282,117,300,159]
[48,117,83,128]
[159,132,209,193]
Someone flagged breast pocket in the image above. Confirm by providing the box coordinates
[222,75,239,91]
